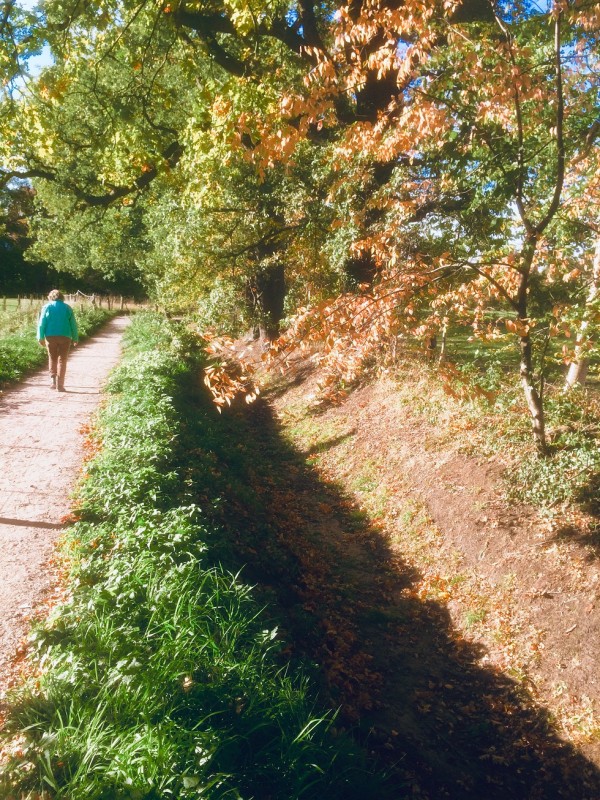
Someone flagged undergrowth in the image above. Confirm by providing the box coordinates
[0,305,113,386]
[0,312,383,800]
[504,389,600,510]
[402,343,600,511]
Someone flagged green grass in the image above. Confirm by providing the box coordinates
[0,304,114,386]
[0,300,45,334]
[0,297,46,312]
[464,608,487,628]
[0,312,385,800]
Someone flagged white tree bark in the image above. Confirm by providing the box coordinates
[565,236,600,389]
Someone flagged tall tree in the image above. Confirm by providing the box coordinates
[2,0,599,450]
[272,1,600,453]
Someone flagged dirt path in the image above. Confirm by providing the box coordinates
[0,316,129,702]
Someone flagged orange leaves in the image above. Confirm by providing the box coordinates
[415,573,453,603]
[202,334,260,411]
[268,262,436,402]
[505,319,533,337]
[79,421,103,461]
[59,511,81,525]
[233,107,307,177]
[38,75,71,102]
[203,361,259,410]
[304,46,338,88]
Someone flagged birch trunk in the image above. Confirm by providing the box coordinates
[565,237,600,389]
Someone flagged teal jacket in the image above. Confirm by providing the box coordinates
[37,300,79,342]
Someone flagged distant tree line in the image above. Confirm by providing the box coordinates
[0,184,145,296]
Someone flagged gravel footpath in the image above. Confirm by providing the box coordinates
[0,315,129,702]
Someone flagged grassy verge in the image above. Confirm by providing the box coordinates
[0,312,383,800]
[0,305,114,386]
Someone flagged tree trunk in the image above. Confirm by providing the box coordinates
[564,236,600,389]
[517,240,548,456]
[249,263,286,342]
[438,321,448,365]
[520,333,547,455]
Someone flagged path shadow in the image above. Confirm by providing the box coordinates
[0,517,63,530]
[546,474,600,560]
[550,521,600,561]
[306,430,357,456]
[180,382,600,800]
[260,360,318,401]
[0,393,96,418]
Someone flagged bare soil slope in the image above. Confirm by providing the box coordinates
[227,340,600,798]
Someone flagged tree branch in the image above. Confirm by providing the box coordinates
[535,7,565,236]
[2,141,183,208]
[493,10,535,236]
[70,140,183,206]
[461,259,520,310]
[0,166,56,189]
[174,2,320,67]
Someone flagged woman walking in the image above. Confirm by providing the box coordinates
[37,290,79,391]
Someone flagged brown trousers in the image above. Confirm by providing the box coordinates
[46,336,71,389]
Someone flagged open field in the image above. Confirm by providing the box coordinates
[0,294,141,317]
[0,297,45,312]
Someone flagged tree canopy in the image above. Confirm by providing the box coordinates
[1,0,600,449]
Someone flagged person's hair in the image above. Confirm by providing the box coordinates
[48,289,64,301]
